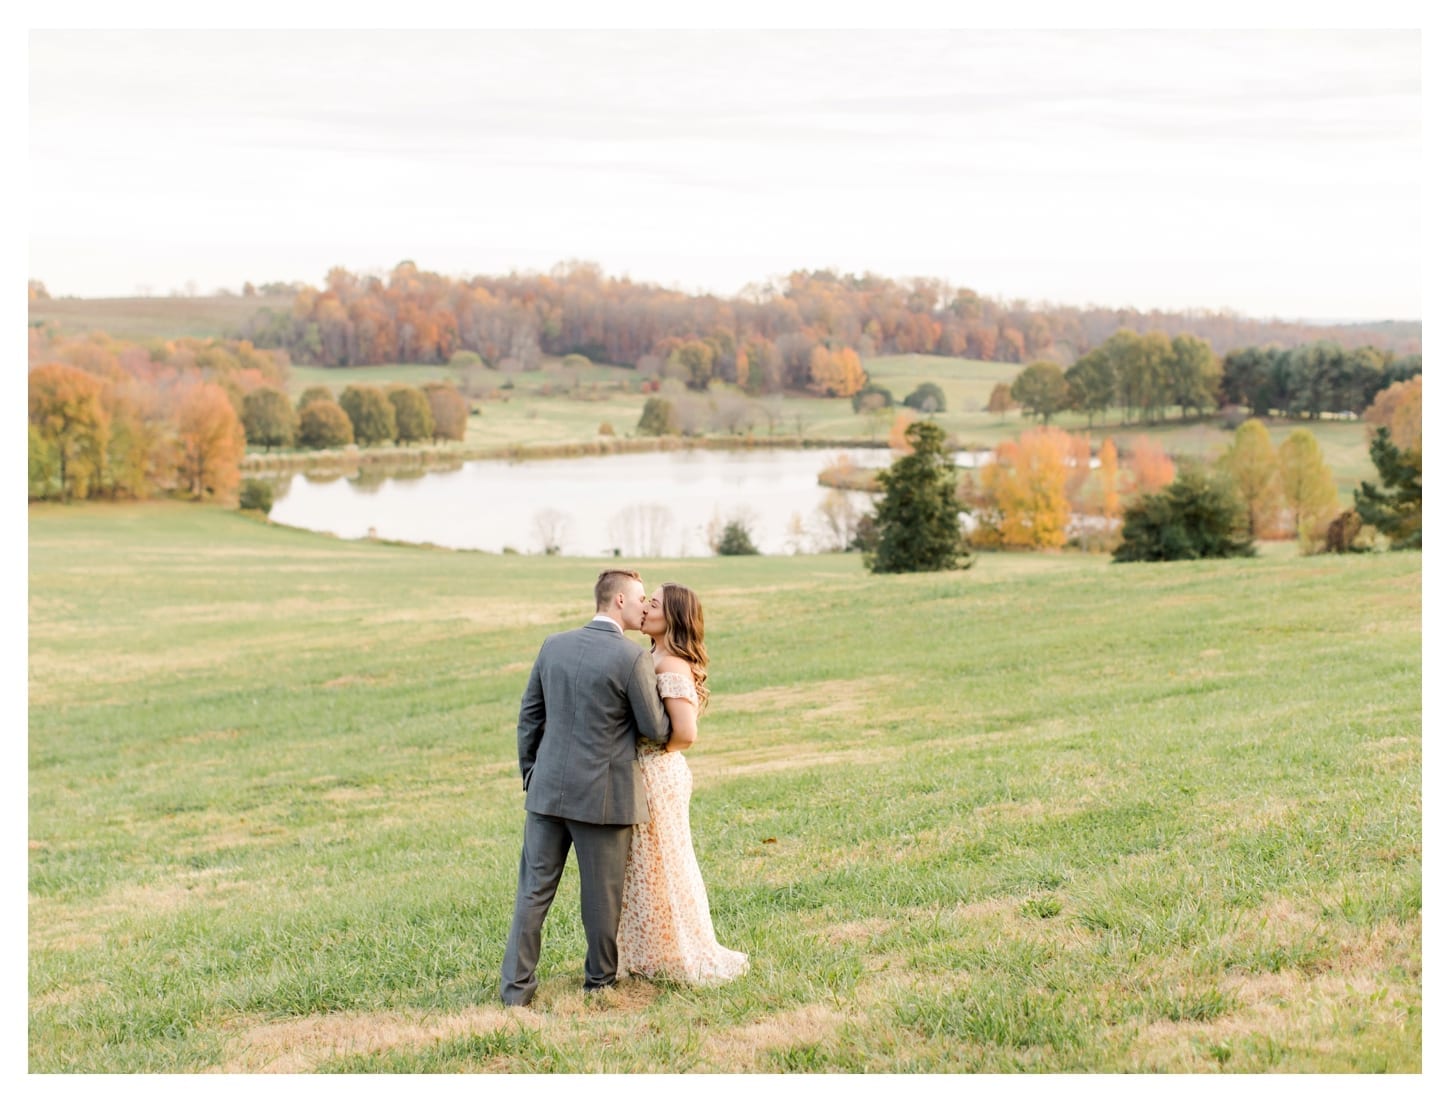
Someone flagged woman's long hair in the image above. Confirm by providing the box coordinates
[655,582,709,711]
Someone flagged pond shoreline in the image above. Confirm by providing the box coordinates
[240,434,890,477]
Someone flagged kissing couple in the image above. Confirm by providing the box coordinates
[500,569,749,1005]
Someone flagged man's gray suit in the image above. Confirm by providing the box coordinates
[500,620,671,1005]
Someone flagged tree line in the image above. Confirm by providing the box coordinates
[27,325,470,503]
[1003,330,1420,427]
[237,260,1419,389]
[861,378,1421,574]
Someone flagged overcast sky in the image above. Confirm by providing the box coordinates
[28,28,1421,320]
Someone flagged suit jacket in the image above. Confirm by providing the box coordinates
[517,620,671,825]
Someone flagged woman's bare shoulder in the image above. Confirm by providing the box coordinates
[654,653,690,675]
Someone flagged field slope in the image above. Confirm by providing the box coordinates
[29,504,1420,1072]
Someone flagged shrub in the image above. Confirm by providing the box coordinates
[716,520,760,556]
[297,399,354,449]
[637,396,679,436]
[598,422,615,436]
[238,479,275,515]
[851,382,894,413]
[903,382,948,414]
[1113,465,1255,563]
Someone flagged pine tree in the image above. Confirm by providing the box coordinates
[866,420,972,573]
[1354,426,1421,549]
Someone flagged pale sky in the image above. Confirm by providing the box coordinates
[28,27,1422,320]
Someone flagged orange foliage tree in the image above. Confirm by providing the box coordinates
[1097,436,1121,520]
[887,410,918,452]
[28,363,111,500]
[176,382,245,500]
[1128,436,1175,496]
[1364,375,1421,453]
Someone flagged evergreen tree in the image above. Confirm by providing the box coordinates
[1354,426,1421,549]
[866,420,972,574]
[1113,465,1254,563]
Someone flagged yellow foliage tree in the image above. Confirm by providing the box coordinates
[1278,428,1339,540]
[978,427,1071,549]
[809,346,867,398]
[1218,418,1283,538]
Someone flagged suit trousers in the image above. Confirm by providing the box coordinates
[500,811,633,1006]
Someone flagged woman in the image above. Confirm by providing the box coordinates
[616,583,749,985]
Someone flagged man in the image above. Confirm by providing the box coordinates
[499,568,671,1006]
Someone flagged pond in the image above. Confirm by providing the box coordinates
[266,447,989,557]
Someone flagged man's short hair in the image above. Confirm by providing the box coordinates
[595,569,642,611]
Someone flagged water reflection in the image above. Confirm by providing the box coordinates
[265,448,915,556]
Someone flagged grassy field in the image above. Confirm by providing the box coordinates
[28,294,294,340]
[29,502,1420,1072]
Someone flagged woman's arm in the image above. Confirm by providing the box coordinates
[662,694,697,752]
[656,654,698,752]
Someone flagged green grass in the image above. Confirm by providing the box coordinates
[28,295,294,340]
[28,502,1419,1072]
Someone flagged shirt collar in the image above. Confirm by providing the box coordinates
[590,614,624,634]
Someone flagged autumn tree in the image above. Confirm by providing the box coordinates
[809,346,867,398]
[422,382,469,442]
[1278,428,1339,540]
[887,410,918,451]
[866,420,972,573]
[339,384,397,446]
[986,382,1016,422]
[241,385,298,452]
[1113,465,1254,562]
[1354,426,1421,549]
[99,383,171,499]
[297,385,335,412]
[176,382,245,500]
[976,427,1072,549]
[1218,418,1282,538]
[298,399,355,449]
[1364,375,1421,453]
[387,384,435,444]
[28,363,110,500]
[669,340,715,392]
[1010,361,1070,423]
[1128,436,1175,496]
[1097,437,1121,521]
